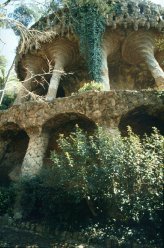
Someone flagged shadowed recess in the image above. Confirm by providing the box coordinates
[43,113,96,166]
[0,125,29,186]
[119,106,164,137]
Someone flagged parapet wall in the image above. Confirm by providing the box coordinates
[1,91,163,130]
[0,90,163,183]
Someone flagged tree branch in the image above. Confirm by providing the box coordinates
[1,0,12,7]
[0,57,15,105]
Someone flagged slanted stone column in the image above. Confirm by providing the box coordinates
[46,60,64,101]
[101,50,110,91]
[46,39,79,101]
[21,129,49,177]
[102,30,123,90]
[122,31,164,89]
[144,54,164,89]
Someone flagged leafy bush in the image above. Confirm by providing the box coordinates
[0,186,15,216]
[17,175,91,228]
[78,81,103,93]
[17,126,163,242]
[0,94,16,110]
[48,126,163,223]
[82,222,163,246]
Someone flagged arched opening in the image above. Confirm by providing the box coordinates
[0,124,29,185]
[43,113,96,166]
[119,106,164,137]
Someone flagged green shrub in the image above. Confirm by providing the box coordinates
[17,126,163,242]
[17,176,90,228]
[78,81,103,93]
[48,126,163,242]
[48,126,163,224]
[0,94,16,110]
[15,177,42,220]
[0,186,15,216]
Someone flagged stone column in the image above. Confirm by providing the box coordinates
[144,54,164,89]
[46,60,64,101]
[21,129,49,177]
[122,31,164,89]
[101,50,110,91]
[14,129,49,220]
[46,40,78,101]
[102,30,123,91]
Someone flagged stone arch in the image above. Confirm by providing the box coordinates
[42,113,96,166]
[0,123,29,185]
[118,105,164,137]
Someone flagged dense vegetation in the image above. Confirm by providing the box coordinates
[67,0,110,82]
[0,186,15,216]
[0,126,163,245]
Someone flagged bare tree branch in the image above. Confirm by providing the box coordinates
[0,0,21,7]
[0,57,15,105]
[14,57,70,104]
[1,0,12,7]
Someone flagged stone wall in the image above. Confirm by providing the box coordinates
[0,90,163,181]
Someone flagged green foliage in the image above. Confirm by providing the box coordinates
[0,55,17,110]
[0,55,7,69]
[78,81,103,93]
[82,222,163,246]
[0,93,16,110]
[17,176,89,228]
[16,177,43,220]
[156,36,164,65]
[156,37,164,51]
[49,126,163,224]
[12,126,163,245]
[0,186,15,216]
[0,55,7,89]
[64,0,110,16]
[67,0,109,82]
[9,4,33,27]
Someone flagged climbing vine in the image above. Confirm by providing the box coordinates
[64,0,111,83]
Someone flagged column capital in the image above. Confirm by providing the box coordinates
[25,127,42,137]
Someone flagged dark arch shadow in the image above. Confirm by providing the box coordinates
[118,106,164,137]
[0,124,29,186]
[43,113,96,166]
